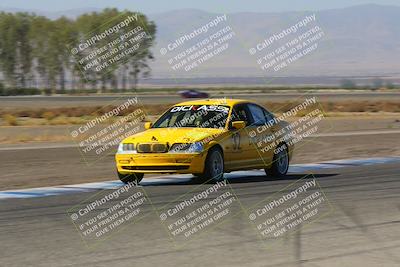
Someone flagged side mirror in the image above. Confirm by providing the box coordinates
[144,122,152,130]
[231,121,246,130]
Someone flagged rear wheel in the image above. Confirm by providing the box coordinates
[118,172,144,184]
[265,144,289,177]
[198,147,224,182]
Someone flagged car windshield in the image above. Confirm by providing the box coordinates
[152,105,230,129]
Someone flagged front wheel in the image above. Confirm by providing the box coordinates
[265,144,289,177]
[199,147,224,182]
[118,172,144,184]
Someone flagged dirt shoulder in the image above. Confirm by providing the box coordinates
[1,114,399,144]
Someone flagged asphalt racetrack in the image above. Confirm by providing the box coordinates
[1,93,399,266]
[2,91,400,108]
[1,160,399,266]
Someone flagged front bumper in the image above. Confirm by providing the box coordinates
[115,152,207,174]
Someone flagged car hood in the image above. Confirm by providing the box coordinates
[122,127,226,144]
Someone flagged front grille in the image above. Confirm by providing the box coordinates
[122,166,189,170]
[137,143,168,153]
[137,143,151,153]
[153,143,167,153]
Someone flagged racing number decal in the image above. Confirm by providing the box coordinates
[232,132,241,151]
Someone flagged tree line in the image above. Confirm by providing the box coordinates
[0,8,156,94]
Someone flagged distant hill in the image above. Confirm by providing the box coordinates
[148,4,400,78]
[1,4,400,78]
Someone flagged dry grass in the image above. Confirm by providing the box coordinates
[0,101,399,126]
[262,101,400,114]
[0,134,71,144]
[42,111,57,121]
[2,114,18,126]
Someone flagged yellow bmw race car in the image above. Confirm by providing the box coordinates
[115,98,294,184]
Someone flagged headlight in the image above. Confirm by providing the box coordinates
[117,143,136,154]
[169,142,204,153]
[189,142,204,153]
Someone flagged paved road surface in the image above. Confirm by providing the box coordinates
[0,161,399,266]
[1,92,400,108]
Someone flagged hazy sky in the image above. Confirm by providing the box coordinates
[1,0,400,13]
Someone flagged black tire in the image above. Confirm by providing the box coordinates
[199,147,224,182]
[265,143,289,177]
[118,172,144,184]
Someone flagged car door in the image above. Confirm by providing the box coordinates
[223,103,254,170]
[246,103,277,168]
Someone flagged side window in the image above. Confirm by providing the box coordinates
[231,104,251,125]
[263,108,275,124]
[248,104,267,125]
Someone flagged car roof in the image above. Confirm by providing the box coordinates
[174,98,250,107]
